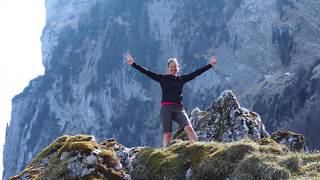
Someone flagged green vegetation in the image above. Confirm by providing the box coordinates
[132,139,320,180]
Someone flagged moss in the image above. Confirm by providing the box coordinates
[169,141,220,166]
[9,167,44,180]
[132,142,218,179]
[301,153,320,163]
[10,136,71,179]
[28,135,69,168]
[98,149,119,168]
[298,162,320,176]
[193,142,256,179]
[231,154,291,180]
[100,138,118,148]
[254,138,288,155]
[41,156,69,179]
[132,139,320,179]
[10,135,128,179]
[60,141,98,154]
[256,138,278,146]
[281,155,303,172]
[258,144,288,155]
[57,134,97,156]
[133,141,258,179]
[96,162,126,180]
[11,135,320,179]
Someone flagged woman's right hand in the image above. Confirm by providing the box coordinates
[124,54,134,65]
[210,56,217,66]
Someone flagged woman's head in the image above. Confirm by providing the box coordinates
[167,58,180,76]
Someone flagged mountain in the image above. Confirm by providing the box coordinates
[3,0,320,179]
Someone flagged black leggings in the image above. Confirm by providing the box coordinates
[160,104,191,133]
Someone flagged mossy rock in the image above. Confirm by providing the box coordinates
[132,139,320,180]
[9,135,126,180]
[57,134,97,156]
[271,131,305,151]
[232,154,291,180]
[10,135,320,179]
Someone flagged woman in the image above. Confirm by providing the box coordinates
[124,54,217,147]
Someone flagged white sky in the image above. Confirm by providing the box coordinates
[0,0,45,178]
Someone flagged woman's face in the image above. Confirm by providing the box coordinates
[168,61,179,76]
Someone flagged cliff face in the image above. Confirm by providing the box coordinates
[243,61,320,150]
[241,0,320,151]
[3,0,320,179]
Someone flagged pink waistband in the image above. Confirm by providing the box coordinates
[161,101,180,106]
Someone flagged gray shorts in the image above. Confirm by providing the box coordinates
[160,104,191,133]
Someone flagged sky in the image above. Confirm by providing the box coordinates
[0,0,45,177]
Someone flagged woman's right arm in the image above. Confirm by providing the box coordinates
[125,54,162,82]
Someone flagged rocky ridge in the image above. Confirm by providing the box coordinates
[10,90,317,180]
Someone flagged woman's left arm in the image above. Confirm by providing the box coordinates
[181,56,217,83]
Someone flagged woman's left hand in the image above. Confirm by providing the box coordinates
[210,56,217,66]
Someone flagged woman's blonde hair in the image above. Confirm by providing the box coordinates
[167,58,179,68]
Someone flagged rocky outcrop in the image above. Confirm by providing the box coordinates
[9,135,136,180]
[174,90,306,152]
[174,90,270,142]
[10,90,316,179]
[10,134,320,180]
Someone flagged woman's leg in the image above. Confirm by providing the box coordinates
[173,106,199,142]
[163,132,171,147]
[183,124,198,142]
[160,105,173,147]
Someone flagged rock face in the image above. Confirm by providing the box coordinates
[4,0,320,179]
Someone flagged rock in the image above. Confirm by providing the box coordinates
[124,174,131,180]
[271,131,305,151]
[99,138,144,173]
[93,148,102,155]
[114,160,123,170]
[9,135,127,179]
[185,168,193,180]
[84,154,97,165]
[174,90,270,142]
[60,152,69,161]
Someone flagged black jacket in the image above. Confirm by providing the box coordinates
[131,62,212,105]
